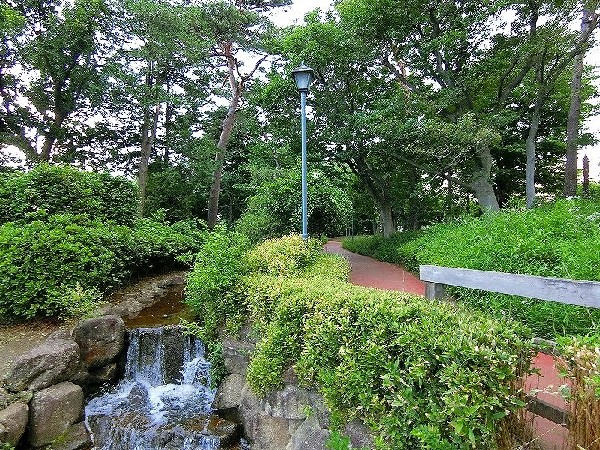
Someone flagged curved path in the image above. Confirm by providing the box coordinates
[324,240,425,295]
[325,239,568,450]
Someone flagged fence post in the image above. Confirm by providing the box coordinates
[425,282,447,300]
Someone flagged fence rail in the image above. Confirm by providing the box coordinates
[419,264,600,427]
[419,265,600,309]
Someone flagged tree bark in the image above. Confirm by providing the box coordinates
[207,42,242,229]
[564,8,592,197]
[469,144,500,212]
[526,95,543,209]
[379,202,394,238]
[138,61,162,217]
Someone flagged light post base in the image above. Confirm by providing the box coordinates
[301,233,308,240]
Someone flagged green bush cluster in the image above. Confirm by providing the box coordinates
[186,234,534,449]
[342,199,600,338]
[0,214,206,320]
[0,164,137,226]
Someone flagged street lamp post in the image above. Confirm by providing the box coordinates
[292,63,315,240]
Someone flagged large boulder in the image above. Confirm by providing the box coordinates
[3,339,80,392]
[47,422,92,450]
[28,381,84,447]
[0,402,29,445]
[344,419,375,449]
[72,315,125,369]
[263,385,326,422]
[213,374,246,410]
[222,338,254,377]
[285,416,329,450]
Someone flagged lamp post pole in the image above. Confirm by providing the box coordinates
[292,63,315,241]
[300,89,308,240]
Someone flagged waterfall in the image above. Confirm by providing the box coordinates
[85,326,233,450]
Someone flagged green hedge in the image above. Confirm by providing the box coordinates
[342,200,600,338]
[0,164,137,226]
[0,214,206,320]
[186,234,534,449]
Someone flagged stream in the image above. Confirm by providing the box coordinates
[85,327,245,450]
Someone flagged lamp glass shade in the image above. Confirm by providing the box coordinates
[292,63,314,92]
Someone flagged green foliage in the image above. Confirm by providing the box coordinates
[236,170,353,243]
[187,233,533,449]
[246,235,325,276]
[184,228,251,340]
[0,165,138,226]
[244,275,532,449]
[342,199,600,337]
[0,214,205,320]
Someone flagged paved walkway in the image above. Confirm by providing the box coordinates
[324,241,425,295]
[325,239,568,450]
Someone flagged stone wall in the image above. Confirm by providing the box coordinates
[212,333,375,450]
[0,315,126,449]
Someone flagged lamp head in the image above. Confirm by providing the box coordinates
[292,62,315,93]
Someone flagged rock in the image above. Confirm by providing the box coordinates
[0,389,33,410]
[285,416,329,450]
[213,374,246,410]
[46,329,72,341]
[3,339,80,392]
[72,364,118,396]
[222,338,254,376]
[344,419,375,449]
[157,275,185,288]
[263,385,326,422]
[28,381,84,447]
[72,316,125,369]
[0,402,28,445]
[49,422,92,450]
[251,414,292,450]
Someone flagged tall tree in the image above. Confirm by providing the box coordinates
[0,0,108,163]
[564,5,598,197]
[198,0,288,228]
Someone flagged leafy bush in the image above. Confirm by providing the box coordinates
[186,233,534,449]
[0,164,137,226]
[0,215,206,320]
[185,229,251,340]
[557,335,600,450]
[342,200,600,337]
[236,169,352,243]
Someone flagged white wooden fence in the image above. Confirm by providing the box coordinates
[420,265,600,308]
[419,265,600,427]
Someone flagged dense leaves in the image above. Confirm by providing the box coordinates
[0,164,137,225]
[342,199,600,337]
[186,234,535,449]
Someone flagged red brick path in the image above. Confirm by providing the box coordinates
[324,239,569,450]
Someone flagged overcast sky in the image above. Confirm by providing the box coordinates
[273,0,600,179]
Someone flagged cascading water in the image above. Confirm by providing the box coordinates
[85,326,241,450]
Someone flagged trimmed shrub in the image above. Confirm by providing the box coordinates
[0,164,137,226]
[186,234,534,449]
[185,229,251,340]
[0,215,206,320]
[245,276,533,450]
[342,200,600,338]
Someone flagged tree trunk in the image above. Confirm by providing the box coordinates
[207,42,241,229]
[380,202,394,238]
[564,8,592,197]
[138,101,161,217]
[469,144,500,212]
[526,94,543,209]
